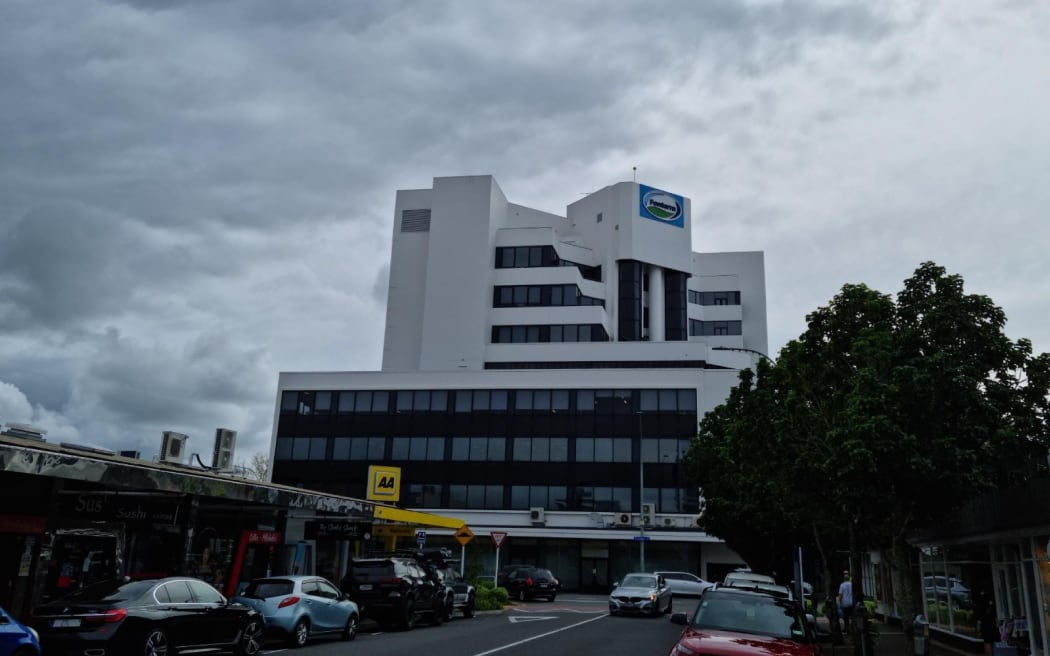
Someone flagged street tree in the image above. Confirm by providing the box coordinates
[686,262,1050,632]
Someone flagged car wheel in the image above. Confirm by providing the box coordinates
[517,589,527,602]
[342,613,358,641]
[430,598,445,626]
[289,617,310,648]
[144,627,167,656]
[237,618,264,656]
[548,594,556,602]
[399,602,416,630]
[445,596,455,620]
[665,597,673,614]
[463,595,476,618]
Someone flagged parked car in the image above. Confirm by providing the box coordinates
[669,586,823,656]
[502,566,559,602]
[0,605,41,656]
[32,577,263,656]
[233,575,359,647]
[655,571,715,598]
[340,556,446,630]
[720,571,777,588]
[609,572,673,616]
[496,564,532,588]
[424,560,476,619]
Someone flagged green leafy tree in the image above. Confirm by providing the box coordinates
[686,262,1050,632]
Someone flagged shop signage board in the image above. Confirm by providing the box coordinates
[367,465,401,502]
[304,521,372,540]
[58,494,181,524]
[372,525,418,538]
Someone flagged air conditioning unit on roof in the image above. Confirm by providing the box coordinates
[160,431,187,465]
[613,512,632,527]
[212,428,237,470]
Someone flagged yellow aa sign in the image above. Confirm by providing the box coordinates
[367,465,401,502]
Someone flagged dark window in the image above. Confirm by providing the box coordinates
[689,320,743,336]
[688,291,742,306]
[281,391,298,414]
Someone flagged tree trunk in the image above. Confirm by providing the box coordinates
[890,530,918,639]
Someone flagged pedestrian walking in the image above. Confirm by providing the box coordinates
[838,570,854,633]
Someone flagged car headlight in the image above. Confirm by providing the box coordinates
[648,593,657,601]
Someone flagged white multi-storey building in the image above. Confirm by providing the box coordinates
[271,175,767,589]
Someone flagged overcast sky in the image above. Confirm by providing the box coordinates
[2,0,1048,467]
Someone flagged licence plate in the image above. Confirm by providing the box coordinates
[52,618,81,628]
[538,583,548,588]
[359,584,373,591]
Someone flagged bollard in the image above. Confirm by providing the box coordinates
[913,614,930,656]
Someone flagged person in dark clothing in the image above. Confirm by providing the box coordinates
[978,591,1000,656]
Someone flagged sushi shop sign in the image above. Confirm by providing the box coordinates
[59,493,181,525]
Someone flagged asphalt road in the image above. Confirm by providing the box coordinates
[257,594,699,656]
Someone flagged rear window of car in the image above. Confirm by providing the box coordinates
[352,560,396,575]
[537,569,554,578]
[244,580,294,599]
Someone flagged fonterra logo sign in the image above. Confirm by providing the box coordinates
[639,184,685,228]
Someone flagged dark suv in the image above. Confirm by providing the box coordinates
[409,549,476,619]
[503,566,559,602]
[341,556,446,630]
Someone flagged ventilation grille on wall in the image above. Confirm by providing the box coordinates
[400,209,431,233]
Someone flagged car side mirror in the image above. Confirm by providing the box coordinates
[670,612,689,625]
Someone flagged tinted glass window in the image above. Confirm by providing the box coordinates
[162,581,194,604]
[188,580,224,604]
[64,579,154,603]
[244,580,294,599]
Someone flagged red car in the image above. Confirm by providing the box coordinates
[669,587,822,656]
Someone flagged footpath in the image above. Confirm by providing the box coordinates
[817,616,975,656]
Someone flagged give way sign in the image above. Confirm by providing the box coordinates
[490,531,508,548]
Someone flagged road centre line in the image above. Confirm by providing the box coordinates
[469,614,608,656]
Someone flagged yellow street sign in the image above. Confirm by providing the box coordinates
[367,465,401,502]
[454,525,475,546]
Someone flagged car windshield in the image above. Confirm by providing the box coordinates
[693,594,806,641]
[242,579,294,599]
[621,574,657,588]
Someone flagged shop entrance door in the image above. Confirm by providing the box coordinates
[581,557,609,593]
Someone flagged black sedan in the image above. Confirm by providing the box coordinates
[32,576,264,656]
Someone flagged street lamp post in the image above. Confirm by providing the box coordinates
[637,411,646,572]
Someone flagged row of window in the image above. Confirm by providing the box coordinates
[282,388,698,416]
[493,284,603,308]
[494,246,602,282]
[491,324,610,343]
[689,319,743,336]
[274,435,692,463]
[688,290,741,306]
[408,483,699,514]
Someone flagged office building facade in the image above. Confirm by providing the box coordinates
[271,175,768,589]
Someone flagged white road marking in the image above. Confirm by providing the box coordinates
[470,614,608,656]
[508,615,557,623]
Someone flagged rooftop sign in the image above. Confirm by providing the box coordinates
[639,184,685,228]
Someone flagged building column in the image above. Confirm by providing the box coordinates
[648,265,665,342]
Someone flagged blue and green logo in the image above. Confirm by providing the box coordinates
[639,184,684,228]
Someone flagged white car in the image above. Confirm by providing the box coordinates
[654,571,715,598]
[609,573,674,616]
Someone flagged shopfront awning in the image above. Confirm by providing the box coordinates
[373,504,465,529]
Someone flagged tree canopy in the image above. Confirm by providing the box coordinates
[685,262,1050,620]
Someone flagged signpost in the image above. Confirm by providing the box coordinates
[454,525,475,575]
[416,529,426,548]
[491,531,508,585]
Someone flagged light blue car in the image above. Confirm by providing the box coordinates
[233,575,359,648]
[0,605,41,656]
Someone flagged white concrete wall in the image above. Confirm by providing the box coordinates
[381,188,432,371]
